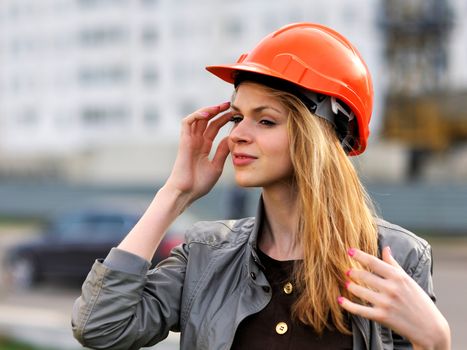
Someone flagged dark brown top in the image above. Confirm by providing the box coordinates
[230,249,353,350]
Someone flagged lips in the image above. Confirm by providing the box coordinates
[232,153,257,166]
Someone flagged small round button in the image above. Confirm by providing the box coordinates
[275,322,288,335]
[283,282,293,294]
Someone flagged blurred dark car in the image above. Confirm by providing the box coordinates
[3,209,186,288]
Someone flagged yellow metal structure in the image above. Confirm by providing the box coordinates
[383,92,467,151]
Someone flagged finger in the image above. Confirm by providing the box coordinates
[203,110,235,142]
[382,246,402,270]
[189,102,231,137]
[348,248,395,279]
[211,137,230,171]
[347,268,385,292]
[200,102,231,121]
[346,280,381,306]
[338,296,381,321]
[192,118,209,137]
[181,111,209,138]
[182,102,230,129]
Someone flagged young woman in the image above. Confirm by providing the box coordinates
[72,23,450,350]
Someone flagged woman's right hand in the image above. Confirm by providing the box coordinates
[165,102,234,207]
[117,102,233,260]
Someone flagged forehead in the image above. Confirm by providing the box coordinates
[232,82,285,111]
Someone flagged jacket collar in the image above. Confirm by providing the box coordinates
[246,196,266,270]
[248,195,264,250]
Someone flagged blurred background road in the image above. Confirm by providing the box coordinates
[0,225,180,350]
[0,225,466,350]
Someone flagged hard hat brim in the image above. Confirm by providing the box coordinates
[206,63,283,85]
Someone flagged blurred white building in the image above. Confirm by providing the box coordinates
[448,0,467,88]
[0,0,380,153]
[0,0,465,183]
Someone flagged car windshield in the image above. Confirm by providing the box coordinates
[50,214,134,242]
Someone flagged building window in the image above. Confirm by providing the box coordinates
[144,106,159,125]
[141,0,159,6]
[179,100,197,118]
[77,0,128,7]
[78,66,128,85]
[81,105,128,125]
[142,66,158,86]
[79,27,128,46]
[16,107,39,126]
[141,26,159,46]
[224,18,243,38]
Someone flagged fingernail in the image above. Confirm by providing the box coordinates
[337,296,344,305]
[220,101,231,108]
[200,111,210,117]
[345,269,352,277]
[387,246,392,256]
[345,280,351,289]
[347,248,356,257]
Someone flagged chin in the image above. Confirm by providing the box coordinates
[234,175,261,188]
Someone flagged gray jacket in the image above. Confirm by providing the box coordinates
[72,203,435,350]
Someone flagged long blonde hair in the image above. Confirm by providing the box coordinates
[262,84,379,334]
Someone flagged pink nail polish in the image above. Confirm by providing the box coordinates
[347,248,356,257]
[200,112,210,117]
[337,296,344,305]
[345,269,352,277]
[345,280,351,289]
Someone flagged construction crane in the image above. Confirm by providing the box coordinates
[379,0,467,177]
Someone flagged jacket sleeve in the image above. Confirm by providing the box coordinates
[71,245,188,350]
[380,231,435,350]
[394,242,434,349]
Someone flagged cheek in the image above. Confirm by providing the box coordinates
[275,139,293,169]
[272,135,291,157]
[227,137,235,152]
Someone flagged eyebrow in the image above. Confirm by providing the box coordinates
[230,104,282,114]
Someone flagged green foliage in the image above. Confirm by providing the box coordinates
[0,337,54,350]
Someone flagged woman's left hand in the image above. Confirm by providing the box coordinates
[339,247,451,350]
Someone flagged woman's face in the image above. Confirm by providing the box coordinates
[228,82,294,189]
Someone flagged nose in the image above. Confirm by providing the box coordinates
[229,119,252,144]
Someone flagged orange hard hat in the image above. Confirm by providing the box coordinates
[206,22,373,155]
